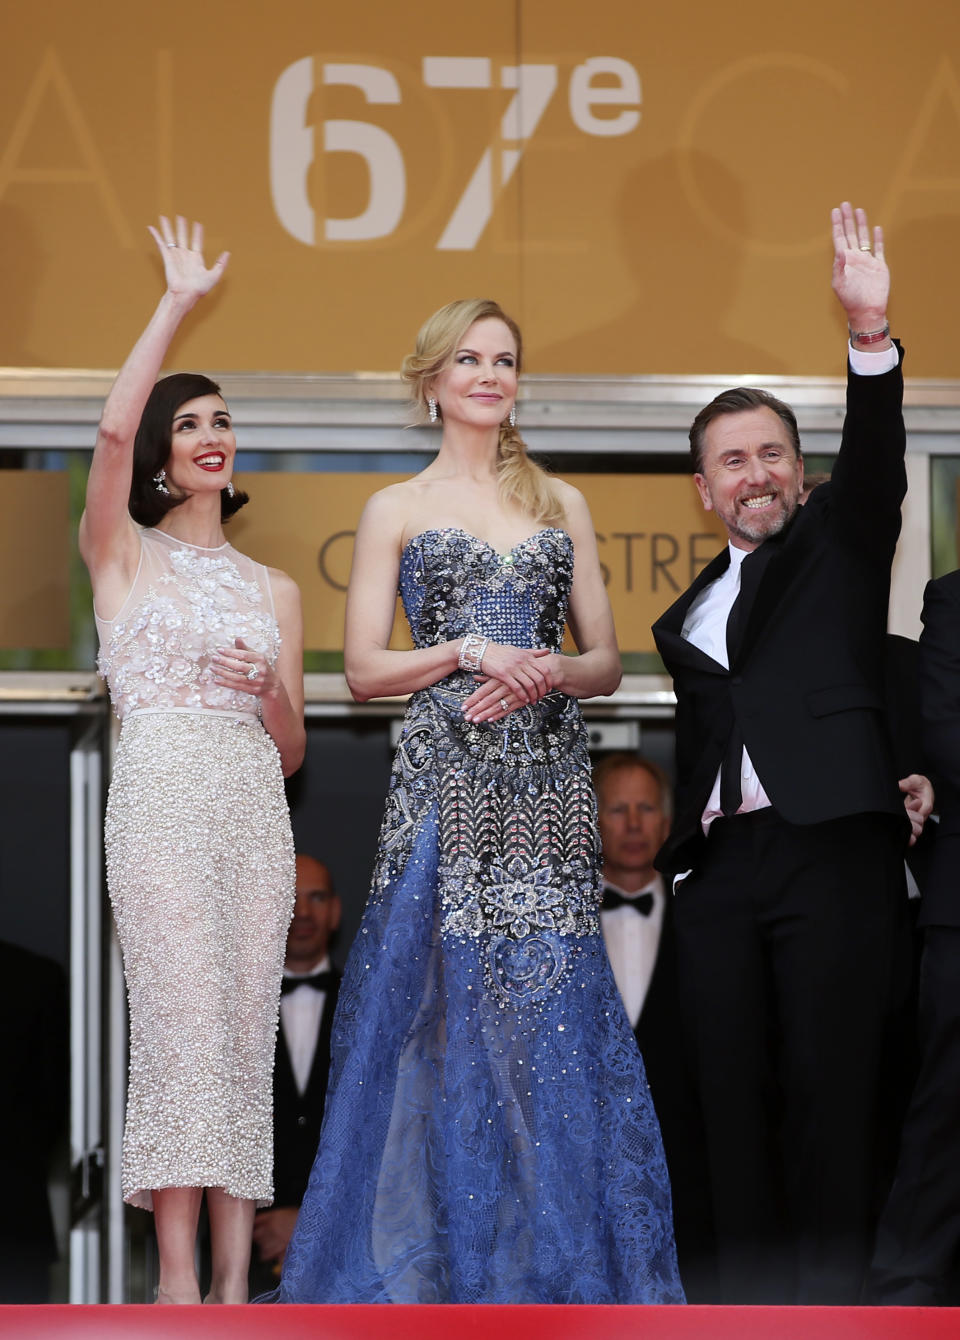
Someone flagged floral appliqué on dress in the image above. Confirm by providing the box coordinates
[98,536,280,719]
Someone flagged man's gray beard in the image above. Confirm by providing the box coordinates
[730,497,798,545]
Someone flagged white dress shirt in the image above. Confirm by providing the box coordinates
[682,542,773,831]
[682,341,901,834]
[600,875,665,1027]
[279,955,332,1095]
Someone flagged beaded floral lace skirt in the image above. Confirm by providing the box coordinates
[106,713,294,1209]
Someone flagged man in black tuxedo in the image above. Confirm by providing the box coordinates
[594,753,714,1298]
[869,571,960,1304]
[251,853,341,1287]
[652,202,908,1304]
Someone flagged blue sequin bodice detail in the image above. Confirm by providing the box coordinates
[272,523,683,1306]
[399,526,572,652]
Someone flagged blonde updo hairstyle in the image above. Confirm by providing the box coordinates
[401,298,564,527]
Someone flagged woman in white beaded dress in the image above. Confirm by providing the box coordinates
[79,216,304,1304]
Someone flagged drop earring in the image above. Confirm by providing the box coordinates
[428,397,439,423]
[225,481,236,499]
[153,469,169,495]
[508,405,517,428]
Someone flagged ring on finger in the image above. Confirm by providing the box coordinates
[246,665,259,681]
[499,697,509,712]
[858,243,872,252]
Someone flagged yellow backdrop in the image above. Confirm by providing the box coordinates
[3,470,727,654]
[0,473,70,648]
[2,1,958,377]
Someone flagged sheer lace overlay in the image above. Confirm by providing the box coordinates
[95,527,280,721]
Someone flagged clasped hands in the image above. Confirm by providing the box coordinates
[462,641,557,723]
[210,637,279,698]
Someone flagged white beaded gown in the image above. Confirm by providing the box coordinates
[96,526,295,1209]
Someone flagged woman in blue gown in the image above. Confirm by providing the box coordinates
[273,299,684,1304]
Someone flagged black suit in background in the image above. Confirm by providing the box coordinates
[249,971,341,1295]
[272,972,341,1208]
[865,634,930,1232]
[883,633,936,893]
[622,893,715,1301]
[870,571,960,1304]
[0,941,68,1303]
[652,354,909,1304]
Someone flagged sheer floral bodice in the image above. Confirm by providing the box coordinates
[95,527,280,721]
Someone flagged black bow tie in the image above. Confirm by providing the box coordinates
[281,970,336,995]
[601,887,655,916]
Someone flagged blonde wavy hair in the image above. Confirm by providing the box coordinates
[400,298,564,527]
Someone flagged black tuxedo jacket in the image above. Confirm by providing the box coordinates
[629,891,680,1064]
[624,895,714,1295]
[632,896,698,1147]
[885,634,923,780]
[600,877,682,1065]
[272,971,341,1207]
[884,632,936,894]
[653,352,908,873]
[918,571,960,927]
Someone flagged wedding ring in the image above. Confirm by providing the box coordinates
[499,697,509,711]
[167,242,178,248]
[247,665,259,681]
[858,244,872,251]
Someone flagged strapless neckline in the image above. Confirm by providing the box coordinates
[401,526,570,563]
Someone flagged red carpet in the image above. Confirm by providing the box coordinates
[0,1305,954,1339]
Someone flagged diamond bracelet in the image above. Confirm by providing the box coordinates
[458,633,489,674]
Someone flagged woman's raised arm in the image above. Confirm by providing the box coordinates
[79,217,229,588]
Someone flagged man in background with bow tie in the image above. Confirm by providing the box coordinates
[595,752,714,1299]
[250,853,342,1288]
[651,202,909,1304]
[596,753,671,1024]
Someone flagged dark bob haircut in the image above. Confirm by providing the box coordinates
[688,386,801,475]
[128,372,250,527]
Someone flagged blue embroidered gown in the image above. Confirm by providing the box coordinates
[274,527,684,1304]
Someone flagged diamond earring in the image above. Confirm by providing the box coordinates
[225,481,236,499]
[153,469,169,495]
[508,405,517,428]
[428,397,439,423]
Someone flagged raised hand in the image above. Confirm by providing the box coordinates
[831,201,889,332]
[147,215,230,305]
